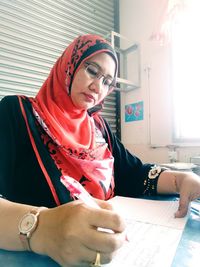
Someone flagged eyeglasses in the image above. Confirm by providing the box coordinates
[84,61,115,90]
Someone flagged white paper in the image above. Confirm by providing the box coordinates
[103,196,188,267]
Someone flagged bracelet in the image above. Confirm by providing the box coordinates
[143,165,162,195]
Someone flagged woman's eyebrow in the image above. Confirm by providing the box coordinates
[87,61,114,79]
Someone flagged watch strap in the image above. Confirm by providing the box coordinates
[19,231,32,251]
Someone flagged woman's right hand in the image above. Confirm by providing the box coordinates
[30,199,126,267]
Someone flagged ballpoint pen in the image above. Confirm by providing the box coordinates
[60,175,100,209]
[61,175,115,234]
[60,175,129,240]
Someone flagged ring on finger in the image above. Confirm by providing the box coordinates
[90,252,101,266]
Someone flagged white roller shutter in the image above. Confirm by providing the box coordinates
[0,0,119,134]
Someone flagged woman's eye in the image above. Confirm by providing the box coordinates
[104,78,113,86]
[87,66,98,77]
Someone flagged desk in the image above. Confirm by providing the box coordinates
[0,203,199,267]
[171,213,200,267]
[0,250,59,267]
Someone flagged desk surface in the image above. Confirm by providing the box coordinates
[171,213,200,267]
[0,202,199,267]
[0,250,59,267]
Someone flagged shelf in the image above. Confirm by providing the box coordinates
[108,31,141,92]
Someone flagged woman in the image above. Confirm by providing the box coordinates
[0,34,200,267]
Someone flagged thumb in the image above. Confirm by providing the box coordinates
[175,196,190,218]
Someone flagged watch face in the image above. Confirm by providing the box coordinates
[19,214,37,234]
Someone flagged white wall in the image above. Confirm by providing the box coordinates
[119,0,200,163]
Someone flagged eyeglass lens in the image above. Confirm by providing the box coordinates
[85,62,114,88]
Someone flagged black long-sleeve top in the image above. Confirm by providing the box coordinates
[0,96,155,208]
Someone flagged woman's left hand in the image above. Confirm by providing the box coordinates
[174,172,200,217]
[157,170,200,218]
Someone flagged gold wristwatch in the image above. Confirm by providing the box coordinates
[18,207,46,251]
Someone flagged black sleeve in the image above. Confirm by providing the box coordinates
[0,96,23,197]
[0,96,58,206]
[102,119,155,197]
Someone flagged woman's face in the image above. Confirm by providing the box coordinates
[70,52,116,110]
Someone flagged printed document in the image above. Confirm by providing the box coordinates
[104,196,188,267]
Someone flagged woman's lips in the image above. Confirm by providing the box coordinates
[83,93,95,102]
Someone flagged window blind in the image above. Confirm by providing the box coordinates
[0,0,119,134]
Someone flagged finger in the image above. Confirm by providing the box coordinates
[83,250,115,266]
[88,208,125,233]
[77,245,116,266]
[94,199,114,211]
[89,251,116,265]
[85,227,125,253]
[175,196,190,218]
[58,230,117,266]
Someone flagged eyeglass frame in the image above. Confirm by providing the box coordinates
[84,61,115,90]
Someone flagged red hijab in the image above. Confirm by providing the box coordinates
[30,34,118,200]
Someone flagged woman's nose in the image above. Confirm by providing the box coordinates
[89,77,104,93]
